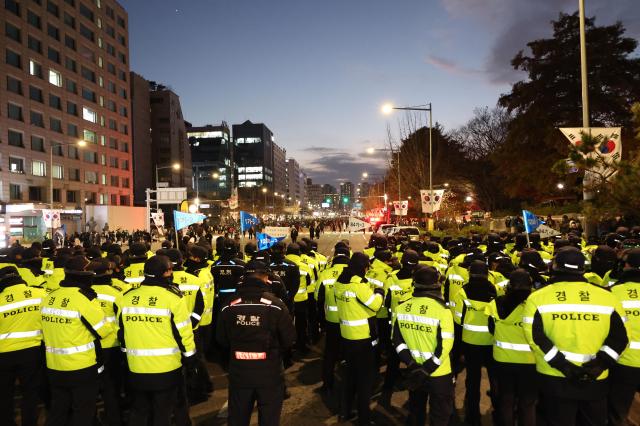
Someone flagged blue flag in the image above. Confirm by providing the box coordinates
[522,210,543,234]
[240,211,259,232]
[173,210,206,231]
[256,233,286,251]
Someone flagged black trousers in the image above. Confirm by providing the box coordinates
[307,295,319,342]
[46,377,99,426]
[101,347,124,426]
[376,317,390,355]
[382,344,400,391]
[493,362,537,426]
[342,338,376,425]
[608,380,636,426]
[294,301,308,351]
[462,343,495,424]
[322,322,341,388]
[540,393,607,426]
[128,386,178,426]
[407,374,455,426]
[228,383,284,426]
[0,346,43,426]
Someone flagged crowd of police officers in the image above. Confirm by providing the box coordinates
[1,224,640,426]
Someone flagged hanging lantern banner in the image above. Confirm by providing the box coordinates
[420,189,445,214]
[560,127,622,177]
[42,210,61,228]
[393,200,408,216]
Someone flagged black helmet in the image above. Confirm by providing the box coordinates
[254,250,271,264]
[591,245,617,272]
[164,249,184,266]
[424,241,439,254]
[348,252,370,277]
[144,255,172,279]
[519,250,546,272]
[244,242,257,257]
[552,247,585,275]
[413,265,440,290]
[64,255,95,278]
[86,259,113,278]
[469,260,489,278]
[272,241,287,254]
[130,243,147,258]
[0,266,24,286]
[375,236,389,250]
[286,243,301,256]
[401,249,419,266]
[189,244,208,261]
[623,248,640,271]
[245,260,269,275]
[508,268,532,291]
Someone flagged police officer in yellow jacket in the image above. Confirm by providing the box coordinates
[118,255,197,426]
[285,243,312,353]
[334,252,384,424]
[41,255,114,426]
[522,247,628,426]
[216,260,296,426]
[393,265,455,426]
[486,269,537,426]
[452,260,497,426]
[608,248,640,425]
[0,266,46,426]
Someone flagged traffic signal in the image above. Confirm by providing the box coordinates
[342,196,349,203]
[325,197,331,204]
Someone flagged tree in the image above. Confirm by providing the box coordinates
[497,12,640,200]
[450,106,516,211]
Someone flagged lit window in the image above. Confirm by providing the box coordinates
[82,106,97,123]
[83,129,97,143]
[30,60,43,77]
[48,69,62,87]
[32,160,46,177]
[52,165,64,179]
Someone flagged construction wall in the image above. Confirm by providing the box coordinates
[85,206,146,232]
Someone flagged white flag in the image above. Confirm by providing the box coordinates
[393,201,408,216]
[420,189,445,214]
[42,209,61,228]
[347,217,371,232]
[536,224,562,239]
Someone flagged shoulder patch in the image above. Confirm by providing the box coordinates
[230,298,242,306]
[260,297,272,305]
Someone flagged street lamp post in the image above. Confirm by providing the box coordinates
[262,187,267,210]
[382,103,433,213]
[156,162,181,189]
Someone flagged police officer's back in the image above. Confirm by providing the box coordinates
[0,266,46,426]
[523,247,628,425]
[269,242,300,311]
[118,255,197,426]
[216,261,295,426]
[211,238,246,302]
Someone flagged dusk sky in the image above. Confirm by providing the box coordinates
[122,0,639,186]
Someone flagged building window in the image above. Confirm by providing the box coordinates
[64,35,76,50]
[119,124,127,135]
[122,178,129,188]
[27,11,42,29]
[109,156,118,168]
[7,103,23,121]
[106,43,115,56]
[65,56,77,72]
[66,190,77,202]
[84,170,97,184]
[82,87,96,102]
[69,168,80,181]
[117,34,126,47]
[48,47,61,64]
[67,123,78,137]
[107,81,116,93]
[100,174,106,186]
[7,76,22,94]
[79,24,94,41]
[99,193,107,204]
[83,151,97,163]
[117,15,125,28]
[80,66,95,82]
[30,60,43,78]
[8,130,24,147]
[10,184,21,200]
[6,49,21,68]
[121,159,129,170]
[28,186,43,201]
[64,0,75,7]
[82,106,97,123]
[5,0,20,15]
[52,144,63,156]
[110,194,117,205]
[99,135,106,146]
[79,3,94,20]
[29,85,43,102]
[50,117,62,133]
[106,99,116,112]
[31,111,44,127]
[63,12,75,28]
[117,70,126,81]
[119,106,127,117]
[83,129,96,143]
[120,142,128,153]
[66,79,77,93]
[49,94,62,110]
[110,175,119,187]
[108,138,117,149]
[46,1,59,17]
[31,136,45,152]
[68,146,79,160]
[27,36,42,53]
[119,195,129,206]
[67,101,78,116]
[49,69,62,87]
[117,52,126,65]
[9,157,25,174]
[100,153,106,165]
[108,119,116,130]
[52,164,63,179]
[52,188,61,202]
[107,62,115,75]
[5,22,21,42]
[32,160,46,177]
[47,23,60,41]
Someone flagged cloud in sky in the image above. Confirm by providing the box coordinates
[299,147,387,186]
[426,55,484,77]
[440,0,640,84]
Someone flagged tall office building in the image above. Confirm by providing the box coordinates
[233,120,274,192]
[340,181,354,208]
[1,0,133,206]
[286,158,306,206]
[272,141,286,196]
[305,178,323,207]
[187,123,233,200]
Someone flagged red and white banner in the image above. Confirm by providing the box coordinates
[420,189,445,214]
[393,200,408,216]
[42,210,61,228]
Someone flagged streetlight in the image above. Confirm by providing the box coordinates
[262,187,268,209]
[212,172,220,179]
[382,102,434,213]
[155,162,181,187]
[557,182,565,190]
[465,195,473,203]
[362,172,369,178]
[50,140,86,210]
